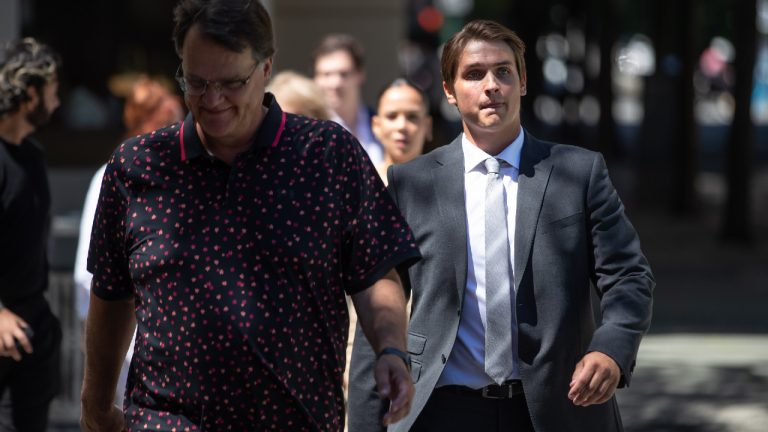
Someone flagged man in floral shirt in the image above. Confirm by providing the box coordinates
[79,1,419,431]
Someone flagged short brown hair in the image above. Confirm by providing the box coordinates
[312,34,365,71]
[173,0,275,62]
[441,20,526,89]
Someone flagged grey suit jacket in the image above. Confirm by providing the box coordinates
[348,133,654,432]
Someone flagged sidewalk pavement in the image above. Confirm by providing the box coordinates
[619,334,768,432]
[616,206,768,431]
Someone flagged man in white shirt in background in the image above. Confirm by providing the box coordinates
[313,33,383,165]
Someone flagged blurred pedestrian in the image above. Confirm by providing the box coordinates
[313,34,383,164]
[73,75,184,403]
[371,78,432,182]
[349,19,655,432]
[0,37,62,432]
[267,70,330,120]
[79,1,419,431]
[341,78,433,430]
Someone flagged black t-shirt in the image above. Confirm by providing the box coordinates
[0,137,51,307]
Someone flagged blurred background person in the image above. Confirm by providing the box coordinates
[341,78,432,430]
[267,70,331,120]
[372,78,432,182]
[73,75,183,403]
[0,37,62,432]
[313,33,383,164]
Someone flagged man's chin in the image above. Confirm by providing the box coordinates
[327,99,343,111]
[26,107,52,128]
[198,120,233,139]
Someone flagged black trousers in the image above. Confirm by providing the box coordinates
[411,387,535,432]
[0,297,62,432]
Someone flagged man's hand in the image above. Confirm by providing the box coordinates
[0,308,33,360]
[80,402,125,432]
[375,353,414,426]
[568,351,621,406]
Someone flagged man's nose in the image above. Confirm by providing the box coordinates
[483,73,500,93]
[201,83,225,104]
[394,115,408,130]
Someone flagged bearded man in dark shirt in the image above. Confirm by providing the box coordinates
[0,37,62,432]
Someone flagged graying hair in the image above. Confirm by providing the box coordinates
[0,38,60,116]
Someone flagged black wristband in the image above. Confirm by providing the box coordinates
[376,347,412,371]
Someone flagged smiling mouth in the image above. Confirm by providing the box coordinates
[202,106,232,115]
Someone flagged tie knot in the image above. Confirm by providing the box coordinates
[484,157,501,175]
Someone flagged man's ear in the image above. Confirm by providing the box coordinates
[442,81,457,105]
[22,86,41,112]
[520,70,527,96]
[263,57,274,80]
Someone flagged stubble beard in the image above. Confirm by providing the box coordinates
[26,101,52,129]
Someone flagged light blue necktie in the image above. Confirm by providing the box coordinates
[483,157,514,384]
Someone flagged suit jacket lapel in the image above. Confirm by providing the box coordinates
[514,133,553,290]
[431,136,469,302]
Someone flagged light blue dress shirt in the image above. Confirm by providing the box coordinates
[436,128,524,389]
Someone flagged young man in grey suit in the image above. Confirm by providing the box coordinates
[348,19,654,431]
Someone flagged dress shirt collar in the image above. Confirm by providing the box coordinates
[461,127,524,174]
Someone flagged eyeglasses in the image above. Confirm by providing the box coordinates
[175,62,259,96]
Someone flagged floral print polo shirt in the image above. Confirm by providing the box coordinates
[87,93,420,431]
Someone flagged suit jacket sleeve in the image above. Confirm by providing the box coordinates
[585,153,654,386]
[347,163,407,432]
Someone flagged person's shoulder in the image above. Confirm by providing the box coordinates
[117,122,182,158]
[22,136,45,153]
[281,113,363,160]
[104,122,182,180]
[385,143,453,188]
[282,113,349,140]
[398,139,457,172]
[526,133,601,164]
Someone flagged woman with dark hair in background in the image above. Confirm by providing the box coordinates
[372,79,432,183]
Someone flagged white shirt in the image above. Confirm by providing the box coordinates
[437,129,524,389]
[331,103,383,165]
[74,165,106,320]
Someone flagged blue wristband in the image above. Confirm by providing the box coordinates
[376,347,412,371]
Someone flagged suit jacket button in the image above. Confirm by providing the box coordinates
[441,354,446,363]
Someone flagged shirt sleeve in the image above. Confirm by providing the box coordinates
[86,148,134,300]
[336,129,421,294]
